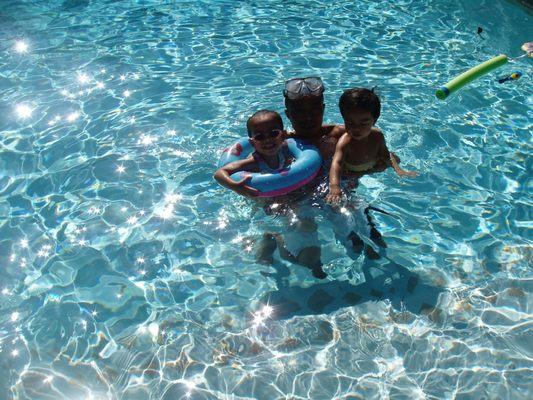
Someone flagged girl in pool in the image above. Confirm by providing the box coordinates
[214,109,328,279]
[214,109,292,198]
[326,88,417,204]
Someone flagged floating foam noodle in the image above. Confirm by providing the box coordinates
[435,54,508,100]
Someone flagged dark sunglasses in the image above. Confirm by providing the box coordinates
[251,129,283,141]
[284,76,324,99]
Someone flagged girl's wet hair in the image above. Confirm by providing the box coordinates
[246,110,283,136]
[339,88,381,121]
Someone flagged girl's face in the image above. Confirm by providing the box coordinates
[343,109,375,140]
[249,116,286,156]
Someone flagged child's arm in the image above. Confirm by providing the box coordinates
[214,157,260,198]
[326,133,349,204]
[388,153,417,177]
[376,131,418,177]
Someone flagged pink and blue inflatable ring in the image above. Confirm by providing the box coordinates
[217,138,322,197]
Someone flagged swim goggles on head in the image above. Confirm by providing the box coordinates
[283,76,324,99]
[251,129,283,141]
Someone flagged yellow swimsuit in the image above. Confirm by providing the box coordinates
[343,159,377,173]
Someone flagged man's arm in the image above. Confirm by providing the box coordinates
[319,124,346,159]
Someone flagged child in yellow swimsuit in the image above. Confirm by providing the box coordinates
[326,88,417,204]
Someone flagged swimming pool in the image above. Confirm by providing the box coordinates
[0,0,531,398]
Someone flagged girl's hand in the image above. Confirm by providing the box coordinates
[326,185,343,204]
[389,153,418,178]
[229,175,259,197]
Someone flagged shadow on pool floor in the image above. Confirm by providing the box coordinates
[261,257,445,320]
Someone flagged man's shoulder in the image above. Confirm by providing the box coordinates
[323,124,346,138]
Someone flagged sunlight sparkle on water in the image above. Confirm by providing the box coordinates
[148,322,159,339]
[15,104,33,119]
[14,40,29,53]
[139,134,156,146]
[77,72,90,84]
[252,305,274,326]
[66,111,80,122]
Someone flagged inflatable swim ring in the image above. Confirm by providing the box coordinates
[217,138,321,197]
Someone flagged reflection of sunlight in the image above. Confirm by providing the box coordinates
[154,193,182,219]
[139,134,156,146]
[116,165,126,174]
[148,322,159,339]
[77,72,90,84]
[15,104,33,119]
[252,305,274,327]
[11,312,19,322]
[14,40,29,53]
[123,90,131,97]
[66,111,80,122]
[231,235,244,244]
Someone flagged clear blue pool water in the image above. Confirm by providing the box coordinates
[0,0,532,399]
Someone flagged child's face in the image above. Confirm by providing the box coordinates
[285,96,325,137]
[343,109,375,140]
[249,115,285,156]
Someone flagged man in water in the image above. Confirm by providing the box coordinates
[270,77,345,275]
[283,77,345,160]
[277,77,386,270]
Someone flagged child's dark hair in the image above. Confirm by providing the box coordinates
[246,110,283,137]
[339,88,381,121]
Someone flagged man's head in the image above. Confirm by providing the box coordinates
[338,88,381,140]
[283,77,325,138]
[247,110,285,156]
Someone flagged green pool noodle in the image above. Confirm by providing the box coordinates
[435,54,508,100]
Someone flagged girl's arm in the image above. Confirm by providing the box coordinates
[376,131,417,177]
[214,157,260,197]
[326,134,349,204]
[388,153,417,177]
